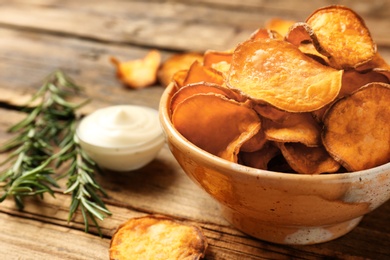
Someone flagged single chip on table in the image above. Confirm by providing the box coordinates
[172,94,261,163]
[110,50,161,89]
[227,38,343,112]
[306,5,376,69]
[157,52,203,87]
[322,82,390,172]
[278,142,340,174]
[110,215,208,260]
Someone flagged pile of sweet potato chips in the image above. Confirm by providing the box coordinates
[165,5,390,174]
[124,5,390,174]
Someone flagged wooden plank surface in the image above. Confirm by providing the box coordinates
[0,0,389,259]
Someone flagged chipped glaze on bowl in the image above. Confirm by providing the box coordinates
[159,83,390,245]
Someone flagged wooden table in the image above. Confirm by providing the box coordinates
[0,0,389,259]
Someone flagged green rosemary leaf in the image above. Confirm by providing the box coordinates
[8,107,42,133]
[81,198,105,221]
[0,70,110,235]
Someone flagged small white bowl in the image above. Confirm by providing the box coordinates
[77,105,164,171]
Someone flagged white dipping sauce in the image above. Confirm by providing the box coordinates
[77,105,164,171]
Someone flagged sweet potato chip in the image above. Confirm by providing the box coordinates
[356,52,390,72]
[285,22,330,64]
[203,50,232,68]
[249,28,282,41]
[172,94,261,162]
[240,128,267,152]
[253,103,288,123]
[306,5,376,69]
[312,69,390,122]
[265,18,296,37]
[183,61,225,86]
[157,52,203,87]
[203,50,233,77]
[170,82,242,115]
[240,142,279,170]
[110,215,207,260]
[172,69,188,89]
[111,50,161,89]
[263,112,322,147]
[228,38,343,112]
[278,142,340,174]
[322,82,390,171]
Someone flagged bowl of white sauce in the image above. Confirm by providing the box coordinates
[77,105,164,171]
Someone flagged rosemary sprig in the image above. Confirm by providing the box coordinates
[0,70,111,234]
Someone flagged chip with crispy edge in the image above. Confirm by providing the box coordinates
[278,142,340,174]
[240,142,279,170]
[157,52,203,87]
[228,38,343,112]
[240,128,267,152]
[172,69,188,89]
[265,18,296,37]
[110,215,208,260]
[203,50,233,77]
[110,50,161,89]
[170,82,243,115]
[183,61,225,87]
[322,82,390,171]
[306,5,377,69]
[263,112,322,147]
[312,69,390,123]
[249,28,282,41]
[172,94,261,162]
[203,50,233,68]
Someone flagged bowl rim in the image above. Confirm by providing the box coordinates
[159,83,390,181]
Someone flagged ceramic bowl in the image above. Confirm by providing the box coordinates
[159,83,390,245]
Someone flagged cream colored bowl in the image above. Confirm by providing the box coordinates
[159,83,390,245]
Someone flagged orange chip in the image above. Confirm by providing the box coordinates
[203,50,232,68]
[228,38,343,112]
[263,112,322,147]
[322,82,390,171]
[306,5,377,69]
[172,94,261,162]
[240,128,267,153]
[170,82,242,115]
[240,142,280,170]
[183,61,225,87]
[356,52,390,72]
[111,50,161,89]
[171,69,188,90]
[203,50,233,77]
[312,69,389,123]
[157,52,203,87]
[285,22,330,64]
[249,28,283,41]
[265,18,296,37]
[278,142,340,174]
[254,103,289,123]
